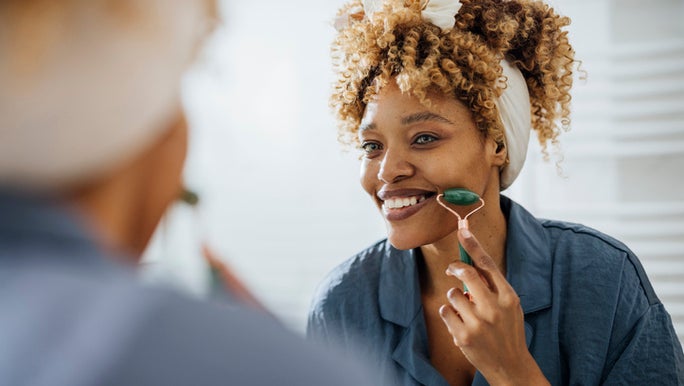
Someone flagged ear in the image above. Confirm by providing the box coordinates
[486,137,507,167]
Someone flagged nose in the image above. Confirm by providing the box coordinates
[377,147,414,183]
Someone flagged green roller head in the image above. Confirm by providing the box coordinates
[442,188,480,206]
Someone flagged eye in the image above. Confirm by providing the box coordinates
[414,133,438,145]
[360,141,383,156]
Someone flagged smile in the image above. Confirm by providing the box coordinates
[383,195,427,210]
[378,190,436,221]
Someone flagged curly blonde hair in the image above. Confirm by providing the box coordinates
[331,0,576,158]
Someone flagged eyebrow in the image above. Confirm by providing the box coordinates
[401,111,453,126]
[358,111,452,132]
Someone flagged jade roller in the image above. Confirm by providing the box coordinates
[436,188,485,292]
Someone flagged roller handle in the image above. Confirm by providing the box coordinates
[458,242,472,293]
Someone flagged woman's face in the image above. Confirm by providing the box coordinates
[359,83,504,250]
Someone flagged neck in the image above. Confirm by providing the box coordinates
[67,174,145,264]
[420,193,507,296]
[58,113,185,265]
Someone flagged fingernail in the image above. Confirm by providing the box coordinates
[447,287,457,299]
[461,228,472,238]
[447,267,464,277]
[439,304,448,318]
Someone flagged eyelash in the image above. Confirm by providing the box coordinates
[360,141,383,156]
[359,133,439,157]
[413,133,438,145]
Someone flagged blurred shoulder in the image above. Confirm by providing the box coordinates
[107,283,376,386]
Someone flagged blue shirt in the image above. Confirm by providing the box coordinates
[0,190,376,386]
[307,196,684,385]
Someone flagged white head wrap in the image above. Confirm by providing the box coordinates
[0,1,211,191]
[356,0,533,190]
[496,60,532,190]
[362,0,461,31]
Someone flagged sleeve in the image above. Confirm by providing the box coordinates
[601,303,684,385]
[306,287,349,349]
[306,299,331,343]
[306,267,352,348]
[600,254,684,385]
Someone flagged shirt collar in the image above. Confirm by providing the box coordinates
[501,196,552,314]
[0,189,104,264]
[378,243,423,327]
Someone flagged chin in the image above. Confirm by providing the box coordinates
[386,221,457,251]
[386,231,426,251]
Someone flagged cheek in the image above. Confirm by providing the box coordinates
[153,114,188,210]
[160,118,188,194]
[173,123,188,179]
[425,147,490,191]
[359,159,377,197]
[420,154,462,188]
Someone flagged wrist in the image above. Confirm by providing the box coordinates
[486,353,549,386]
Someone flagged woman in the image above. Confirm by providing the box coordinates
[307,0,684,384]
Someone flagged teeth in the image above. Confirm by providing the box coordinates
[383,195,426,210]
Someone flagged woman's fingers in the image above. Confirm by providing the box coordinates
[440,289,488,350]
[439,230,536,383]
[457,228,508,291]
[446,262,493,301]
[447,229,522,322]
[445,287,477,324]
[438,304,464,346]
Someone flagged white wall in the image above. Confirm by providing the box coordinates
[141,0,684,343]
[141,0,386,331]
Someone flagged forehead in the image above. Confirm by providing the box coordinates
[360,83,473,131]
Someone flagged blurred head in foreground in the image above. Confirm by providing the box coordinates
[0,3,380,385]
[0,0,216,257]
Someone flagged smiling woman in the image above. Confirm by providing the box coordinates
[358,83,503,251]
[306,0,684,385]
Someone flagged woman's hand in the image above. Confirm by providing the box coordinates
[438,228,549,386]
